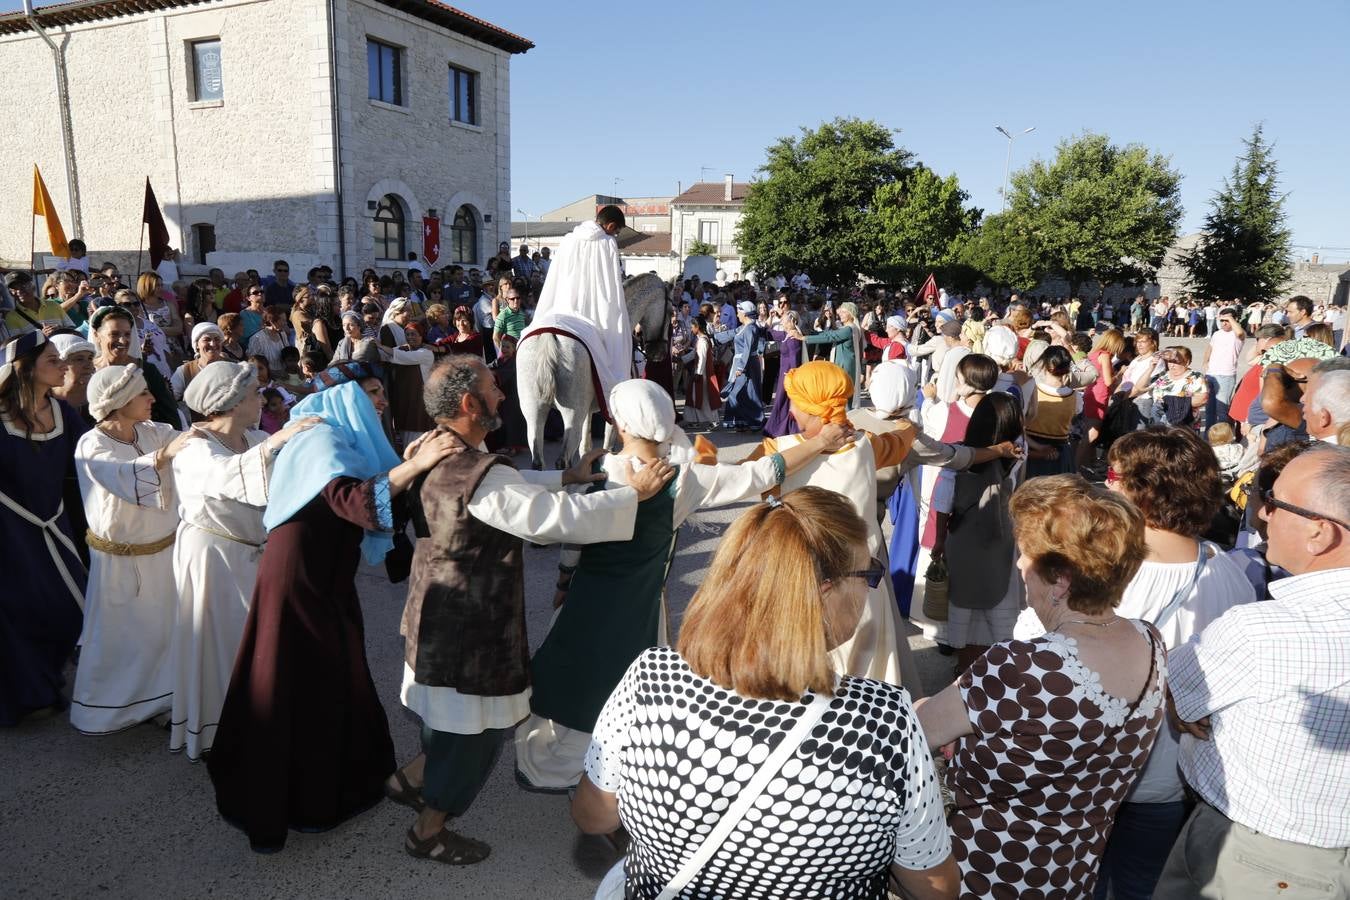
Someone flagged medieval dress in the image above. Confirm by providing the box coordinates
[208,383,405,852]
[764,329,804,437]
[167,428,275,759]
[682,333,721,426]
[516,450,785,791]
[0,399,88,725]
[70,422,179,733]
[399,443,639,806]
[803,324,863,408]
[713,321,768,428]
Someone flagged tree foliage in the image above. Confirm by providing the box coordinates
[737,118,914,286]
[1181,124,1292,302]
[875,165,980,286]
[685,239,717,257]
[1008,132,1183,295]
[956,213,1044,293]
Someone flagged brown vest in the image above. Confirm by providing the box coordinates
[401,446,529,695]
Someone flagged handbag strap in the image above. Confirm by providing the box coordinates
[655,687,835,900]
[1151,542,1209,632]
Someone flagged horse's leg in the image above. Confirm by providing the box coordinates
[558,404,587,470]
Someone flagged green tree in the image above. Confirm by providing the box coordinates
[1181,125,1292,302]
[1009,132,1183,297]
[875,165,980,286]
[736,118,913,286]
[685,239,717,257]
[957,212,1044,293]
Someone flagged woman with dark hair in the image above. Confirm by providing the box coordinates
[0,333,88,724]
[764,309,805,436]
[246,306,292,372]
[1025,344,1082,477]
[945,391,1025,670]
[681,314,721,428]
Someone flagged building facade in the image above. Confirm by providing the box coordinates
[0,0,530,277]
[669,175,749,282]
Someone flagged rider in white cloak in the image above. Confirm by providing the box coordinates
[519,205,631,417]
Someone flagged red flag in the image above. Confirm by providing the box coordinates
[915,273,939,304]
[423,216,441,267]
[142,178,171,268]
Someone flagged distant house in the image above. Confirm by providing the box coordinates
[0,0,531,276]
[670,175,750,282]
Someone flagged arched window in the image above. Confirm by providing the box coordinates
[451,205,477,264]
[373,194,406,261]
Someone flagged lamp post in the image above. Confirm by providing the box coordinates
[995,124,1035,213]
[515,208,536,246]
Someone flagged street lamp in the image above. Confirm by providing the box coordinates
[995,124,1035,213]
[516,208,536,245]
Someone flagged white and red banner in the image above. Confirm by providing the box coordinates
[422,216,441,266]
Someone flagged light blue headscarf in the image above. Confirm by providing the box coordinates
[263,380,402,564]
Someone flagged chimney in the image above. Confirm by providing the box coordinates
[723,173,734,202]
[1311,253,1320,265]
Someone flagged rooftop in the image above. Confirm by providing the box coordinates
[671,181,752,206]
[0,0,534,52]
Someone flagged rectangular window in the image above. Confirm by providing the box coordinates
[698,220,720,246]
[449,65,477,125]
[367,39,402,105]
[192,224,216,265]
[190,39,223,101]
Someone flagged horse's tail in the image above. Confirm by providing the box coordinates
[516,332,558,411]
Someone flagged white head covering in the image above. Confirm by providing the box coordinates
[982,325,1019,367]
[736,300,757,317]
[184,360,256,416]
[191,321,224,349]
[87,363,146,422]
[936,346,972,404]
[869,361,917,415]
[1023,338,1050,375]
[884,315,905,334]
[608,378,694,461]
[49,333,96,360]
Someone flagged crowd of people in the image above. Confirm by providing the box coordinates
[4,217,1350,900]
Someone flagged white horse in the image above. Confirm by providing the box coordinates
[517,272,670,470]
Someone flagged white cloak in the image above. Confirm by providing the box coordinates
[71,422,180,734]
[520,221,632,403]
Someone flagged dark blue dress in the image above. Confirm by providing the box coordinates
[1,400,88,725]
[715,323,767,428]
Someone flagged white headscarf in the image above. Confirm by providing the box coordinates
[982,325,1019,367]
[608,378,694,462]
[87,363,146,422]
[183,360,256,416]
[191,321,224,350]
[49,333,96,360]
[936,346,972,404]
[868,361,917,415]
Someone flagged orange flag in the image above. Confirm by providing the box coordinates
[32,165,70,258]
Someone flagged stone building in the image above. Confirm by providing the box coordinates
[0,0,531,277]
[538,194,672,233]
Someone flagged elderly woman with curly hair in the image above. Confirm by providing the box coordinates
[917,475,1166,900]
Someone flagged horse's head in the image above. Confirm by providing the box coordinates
[624,273,672,358]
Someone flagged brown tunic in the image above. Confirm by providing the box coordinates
[401,446,529,696]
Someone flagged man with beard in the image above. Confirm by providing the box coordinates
[388,354,673,865]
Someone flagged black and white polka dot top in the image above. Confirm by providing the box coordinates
[584,646,950,898]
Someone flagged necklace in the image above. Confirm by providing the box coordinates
[1057,615,1120,629]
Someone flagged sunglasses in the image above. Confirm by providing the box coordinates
[837,557,886,589]
[1260,488,1350,532]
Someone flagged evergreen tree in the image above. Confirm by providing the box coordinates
[1182,125,1292,302]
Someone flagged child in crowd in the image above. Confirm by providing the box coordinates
[300,351,328,382]
[1207,422,1244,479]
[276,346,314,398]
[258,388,290,435]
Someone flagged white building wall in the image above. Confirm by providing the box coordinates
[670,206,745,281]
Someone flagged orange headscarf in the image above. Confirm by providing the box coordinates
[783,360,852,425]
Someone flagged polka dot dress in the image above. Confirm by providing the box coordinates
[947,621,1166,900]
[585,646,950,898]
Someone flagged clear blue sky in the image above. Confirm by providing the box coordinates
[10,0,1347,256]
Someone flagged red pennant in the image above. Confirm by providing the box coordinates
[143,178,171,268]
[916,273,939,304]
[423,216,441,267]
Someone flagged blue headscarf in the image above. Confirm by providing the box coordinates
[263,380,402,563]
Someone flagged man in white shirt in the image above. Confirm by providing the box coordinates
[1202,307,1246,424]
[1158,444,1350,899]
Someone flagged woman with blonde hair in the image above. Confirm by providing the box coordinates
[574,488,958,900]
[134,273,181,374]
[917,474,1166,900]
[796,300,864,408]
[1079,327,1124,467]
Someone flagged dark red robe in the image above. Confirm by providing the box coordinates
[207,476,396,852]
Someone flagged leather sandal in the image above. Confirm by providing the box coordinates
[384,769,425,812]
[404,826,491,865]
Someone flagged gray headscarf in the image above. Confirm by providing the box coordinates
[183,360,256,416]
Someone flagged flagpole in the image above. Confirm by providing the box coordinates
[136,220,145,281]
[29,212,36,275]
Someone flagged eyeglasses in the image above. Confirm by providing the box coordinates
[1261,488,1350,532]
[836,557,885,589]
[248,290,264,296]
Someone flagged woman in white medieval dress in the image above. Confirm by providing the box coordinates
[71,365,193,734]
[167,361,317,759]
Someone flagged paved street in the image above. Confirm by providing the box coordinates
[2,425,954,900]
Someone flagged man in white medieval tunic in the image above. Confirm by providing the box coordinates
[519,205,632,405]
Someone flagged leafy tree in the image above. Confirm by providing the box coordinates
[737,118,913,286]
[875,165,980,286]
[1008,132,1182,297]
[1181,124,1292,302]
[685,239,717,257]
[956,213,1044,293]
